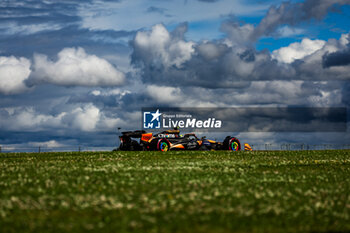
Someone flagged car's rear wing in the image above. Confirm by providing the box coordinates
[121,130,147,138]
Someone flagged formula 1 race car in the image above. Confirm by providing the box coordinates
[118,129,241,151]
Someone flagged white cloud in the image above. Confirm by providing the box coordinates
[339,33,350,46]
[0,56,31,94]
[63,104,124,132]
[70,104,100,132]
[32,47,125,86]
[146,85,183,103]
[272,38,326,63]
[0,107,65,131]
[30,140,65,148]
[293,34,350,80]
[133,24,194,68]
[90,88,131,97]
[0,104,123,133]
[0,22,63,35]
[275,26,305,38]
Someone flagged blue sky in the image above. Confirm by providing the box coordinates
[0,0,350,149]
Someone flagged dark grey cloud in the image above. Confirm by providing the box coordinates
[254,0,350,40]
[323,48,350,68]
[301,0,350,19]
[0,0,134,60]
[130,24,295,87]
[0,130,118,148]
[0,1,83,29]
[222,0,350,44]
[0,79,348,148]
[0,25,134,58]
[131,21,350,91]
[341,82,350,106]
[68,92,119,109]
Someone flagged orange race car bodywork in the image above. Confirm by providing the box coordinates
[118,129,243,152]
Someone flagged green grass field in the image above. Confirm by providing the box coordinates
[1,150,350,233]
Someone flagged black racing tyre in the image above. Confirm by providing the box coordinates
[229,137,241,151]
[150,139,170,151]
[157,139,170,152]
[224,136,241,151]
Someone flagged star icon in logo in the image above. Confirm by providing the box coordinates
[150,109,161,122]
